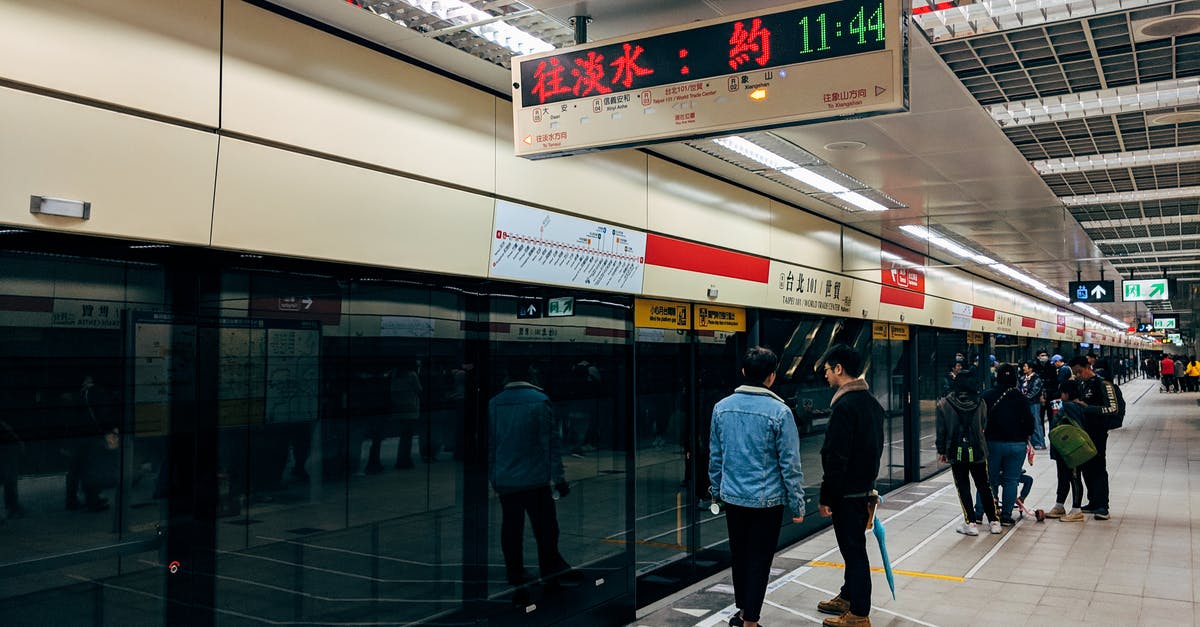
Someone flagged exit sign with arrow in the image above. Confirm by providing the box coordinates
[1069,280,1115,304]
[1121,278,1170,302]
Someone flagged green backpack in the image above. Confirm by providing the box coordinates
[1049,415,1097,469]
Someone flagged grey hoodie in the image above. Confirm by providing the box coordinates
[935,390,989,461]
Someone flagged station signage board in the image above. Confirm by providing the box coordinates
[1153,315,1178,330]
[1068,280,1115,304]
[511,0,908,158]
[1121,278,1170,302]
[695,304,746,332]
[635,298,691,329]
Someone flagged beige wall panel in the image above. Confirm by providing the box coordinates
[222,1,495,192]
[211,138,493,278]
[0,0,220,125]
[641,267,768,308]
[647,159,771,256]
[850,279,880,321]
[925,297,955,328]
[841,229,884,283]
[496,102,648,227]
[768,201,841,269]
[0,88,217,245]
[971,280,1015,312]
[924,265,974,301]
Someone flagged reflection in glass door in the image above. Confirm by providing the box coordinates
[866,336,909,491]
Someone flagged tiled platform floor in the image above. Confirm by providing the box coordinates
[635,377,1199,626]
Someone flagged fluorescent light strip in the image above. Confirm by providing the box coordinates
[1095,233,1200,246]
[1079,213,1200,230]
[1114,259,1200,268]
[989,78,1200,128]
[912,0,1169,42]
[1075,303,1101,315]
[1062,186,1200,206]
[1034,145,1200,175]
[712,137,889,212]
[392,0,553,55]
[899,225,1071,302]
[1102,314,1125,326]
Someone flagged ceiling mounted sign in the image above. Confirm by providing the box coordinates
[511,0,908,158]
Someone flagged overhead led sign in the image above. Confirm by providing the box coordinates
[1069,280,1114,303]
[511,0,908,158]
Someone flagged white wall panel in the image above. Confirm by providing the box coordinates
[0,0,220,126]
[647,159,771,256]
[222,1,496,192]
[211,138,492,278]
[769,201,841,269]
[496,101,649,228]
[0,88,217,245]
[641,267,768,308]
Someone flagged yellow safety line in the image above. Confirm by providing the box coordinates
[601,538,688,551]
[808,560,964,582]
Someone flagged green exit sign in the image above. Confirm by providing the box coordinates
[1122,278,1170,302]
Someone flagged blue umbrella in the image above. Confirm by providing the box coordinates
[867,491,896,600]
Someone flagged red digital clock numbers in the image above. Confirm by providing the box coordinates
[728,18,772,70]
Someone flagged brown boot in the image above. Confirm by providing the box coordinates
[817,595,850,615]
[822,611,871,627]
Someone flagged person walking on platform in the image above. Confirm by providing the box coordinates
[1160,355,1177,392]
[1043,379,1086,522]
[815,345,884,627]
[1019,361,1045,450]
[936,370,1000,535]
[981,364,1033,526]
[709,347,805,627]
[1184,356,1200,393]
[1070,357,1118,520]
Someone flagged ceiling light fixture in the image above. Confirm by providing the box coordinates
[1075,303,1101,315]
[1094,233,1200,246]
[1033,145,1200,175]
[899,224,1071,302]
[1060,186,1200,206]
[389,0,554,56]
[988,78,1200,128]
[1113,259,1200,268]
[1078,213,1200,230]
[911,0,1170,42]
[710,136,892,212]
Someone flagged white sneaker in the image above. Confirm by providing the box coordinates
[956,522,979,536]
[989,521,1002,534]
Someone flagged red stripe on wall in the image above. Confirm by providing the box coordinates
[972,307,995,321]
[585,327,628,338]
[880,286,925,309]
[645,234,770,283]
[1022,317,1036,328]
[0,295,54,312]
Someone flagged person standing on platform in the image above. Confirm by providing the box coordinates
[936,370,1001,535]
[981,364,1033,526]
[1043,379,1086,522]
[1036,350,1059,437]
[709,346,805,627]
[1160,355,1177,392]
[1019,361,1046,450]
[815,345,884,627]
[1070,357,1117,521]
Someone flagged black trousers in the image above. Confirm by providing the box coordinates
[498,486,570,584]
[1054,457,1083,508]
[1079,430,1109,509]
[950,462,997,523]
[830,496,872,616]
[725,504,783,623]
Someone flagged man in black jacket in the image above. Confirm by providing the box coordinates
[1069,356,1117,520]
[815,345,884,627]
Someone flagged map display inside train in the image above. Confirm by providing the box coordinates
[518,0,887,106]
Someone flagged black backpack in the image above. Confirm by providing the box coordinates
[1102,379,1126,430]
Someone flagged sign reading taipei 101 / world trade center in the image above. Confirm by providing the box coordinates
[511,0,908,159]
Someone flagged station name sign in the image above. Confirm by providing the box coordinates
[512,0,907,158]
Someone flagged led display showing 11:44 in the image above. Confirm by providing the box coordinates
[518,0,888,107]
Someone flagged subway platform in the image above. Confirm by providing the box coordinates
[634,377,1199,626]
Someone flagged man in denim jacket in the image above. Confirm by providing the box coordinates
[709,347,805,627]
